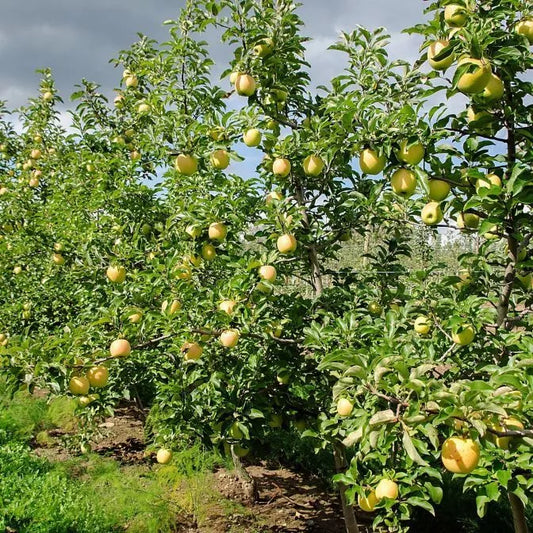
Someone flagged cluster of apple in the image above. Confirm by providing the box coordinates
[414,314,476,345]
[358,479,399,513]
[68,365,109,407]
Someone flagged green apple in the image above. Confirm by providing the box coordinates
[427,40,455,70]
[428,179,451,201]
[395,140,425,166]
[421,202,443,225]
[390,168,417,197]
[359,148,386,175]
[444,4,468,27]
[276,369,290,385]
[210,150,230,170]
[368,301,382,315]
[303,154,325,177]
[174,154,198,175]
[253,37,274,57]
[480,74,504,103]
[451,324,475,345]
[243,128,262,147]
[476,173,501,193]
[516,18,533,44]
[456,57,492,94]
[414,316,432,335]
[457,212,480,230]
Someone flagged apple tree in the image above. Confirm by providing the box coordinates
[0,1,532,532]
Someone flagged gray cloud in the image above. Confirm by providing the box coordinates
[0,0,425,110]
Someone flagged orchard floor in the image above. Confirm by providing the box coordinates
[32,404,369,533]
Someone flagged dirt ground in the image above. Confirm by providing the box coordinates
[31,403,372,532]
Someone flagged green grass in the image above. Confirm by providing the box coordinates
[0,381,226,533]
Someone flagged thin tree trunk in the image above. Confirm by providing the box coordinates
[230,445,258,503]
[334,443,360,533]
[508,493,529,533]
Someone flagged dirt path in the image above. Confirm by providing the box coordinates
[32,403,370,532]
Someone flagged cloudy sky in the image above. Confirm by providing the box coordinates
[0,1,427,111]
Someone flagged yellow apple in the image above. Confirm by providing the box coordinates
[483,225,500,240]
[451,324,475,345]
[467,106,494,130]
[495,417,524,449]
[86,366,109,388]
[208,222,227,240]
[130,150,141,161]
[157,448,173,464]
[42,91,54,102]
[220,329,240,348]
[235,74,256,96]
[272,158,291,177]
[390,168,417,197]
[457,212,480,230]
[29,177,40,188]
[174,154,198,175]
[0,187,8,195]
[254,37,274,57]
[137,102,151,114]
[368,301,382,315]
[182,342,203,361]
[30,148,41,160]
[303,154,325,176]
[456,57,492,94]
[414,316,431,335]
[185,224,202,239]
[421,202,443,225]
[106,265,126,283]
[337,398,354,416]
[428,179,451,201]
[444,4,468,27]
[277,234,297,254]
[210,149,230,170]
[358,491,378,512]
[476,173,501,193]
[69,376,90,396]
[243,128,262,147]
[375,479,399,501]
[218,299,237,315]
[162,299,182,315]
[259,265,277,282]
[441,437,480,474]
[125,75,138,88]
[396,140,425,165]
[201,243,217,261]
[114,94,125,107]
[174,264,192,280]
[53,242,64,252]
[128,311,142,323]
[110,339,131,357]
[52,253,65,265]
[359,148,386,175]
[427,40,455,70]
[265,191,283,205]
[516,18,533,44]
[13,266,22,275]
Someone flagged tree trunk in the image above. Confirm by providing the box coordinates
[508,492,529,533]
[333,442,360,533]
[230,445,258,503]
